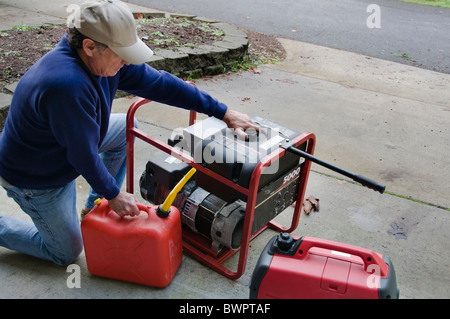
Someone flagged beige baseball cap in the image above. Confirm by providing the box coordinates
[72,0,153,64]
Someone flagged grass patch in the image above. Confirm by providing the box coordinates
[393,52,413,61]
[312,169,450,211]
[399,0,450,8]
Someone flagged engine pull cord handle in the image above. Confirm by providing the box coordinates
[286,146,385,194]
[157,167,197,217]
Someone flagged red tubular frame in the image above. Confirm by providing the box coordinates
[126,98,316,279]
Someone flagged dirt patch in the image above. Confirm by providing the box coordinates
[0,17,285,93]
[0,25,66,86]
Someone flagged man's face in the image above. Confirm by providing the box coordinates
[89,46,130,77]
[80,39,130,77]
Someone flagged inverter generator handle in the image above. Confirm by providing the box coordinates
[297,236,389,277]
[286,146,386,193]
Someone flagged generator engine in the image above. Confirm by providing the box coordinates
[139,116,307,253]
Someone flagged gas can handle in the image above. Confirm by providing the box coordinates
[297,236,389,277]
[136,203,151,214]
[94,198,151,217]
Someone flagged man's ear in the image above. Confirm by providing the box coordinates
[82,38,97,57]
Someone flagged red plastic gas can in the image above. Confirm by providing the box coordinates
[81,198,183,287]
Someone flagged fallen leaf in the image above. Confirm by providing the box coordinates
[241,97,251,102]
[250,66,262,74]
[302,195,320,215]
[306,196,320,210]
[303,200,313,215]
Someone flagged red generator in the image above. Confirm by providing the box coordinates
[250,233,399,299]
[126,96,385,280]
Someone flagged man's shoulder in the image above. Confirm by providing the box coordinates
[19,50,91,96]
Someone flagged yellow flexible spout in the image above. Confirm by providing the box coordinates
[160,167,196,213]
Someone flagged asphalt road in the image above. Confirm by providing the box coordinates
[129,0,450,74]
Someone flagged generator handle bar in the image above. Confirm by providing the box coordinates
[286,146,385,194]
[298,236,389,277]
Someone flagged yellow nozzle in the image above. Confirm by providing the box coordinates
[94,198,102,205]
[160,167,196,213]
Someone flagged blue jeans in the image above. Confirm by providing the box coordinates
[0,113,135,265]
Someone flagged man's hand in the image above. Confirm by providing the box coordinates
[108,191,141,217]
[222,109,260,139]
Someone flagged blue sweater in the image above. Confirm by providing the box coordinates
[0,34,228,200]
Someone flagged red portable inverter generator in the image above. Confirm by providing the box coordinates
[250,233,399,299]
